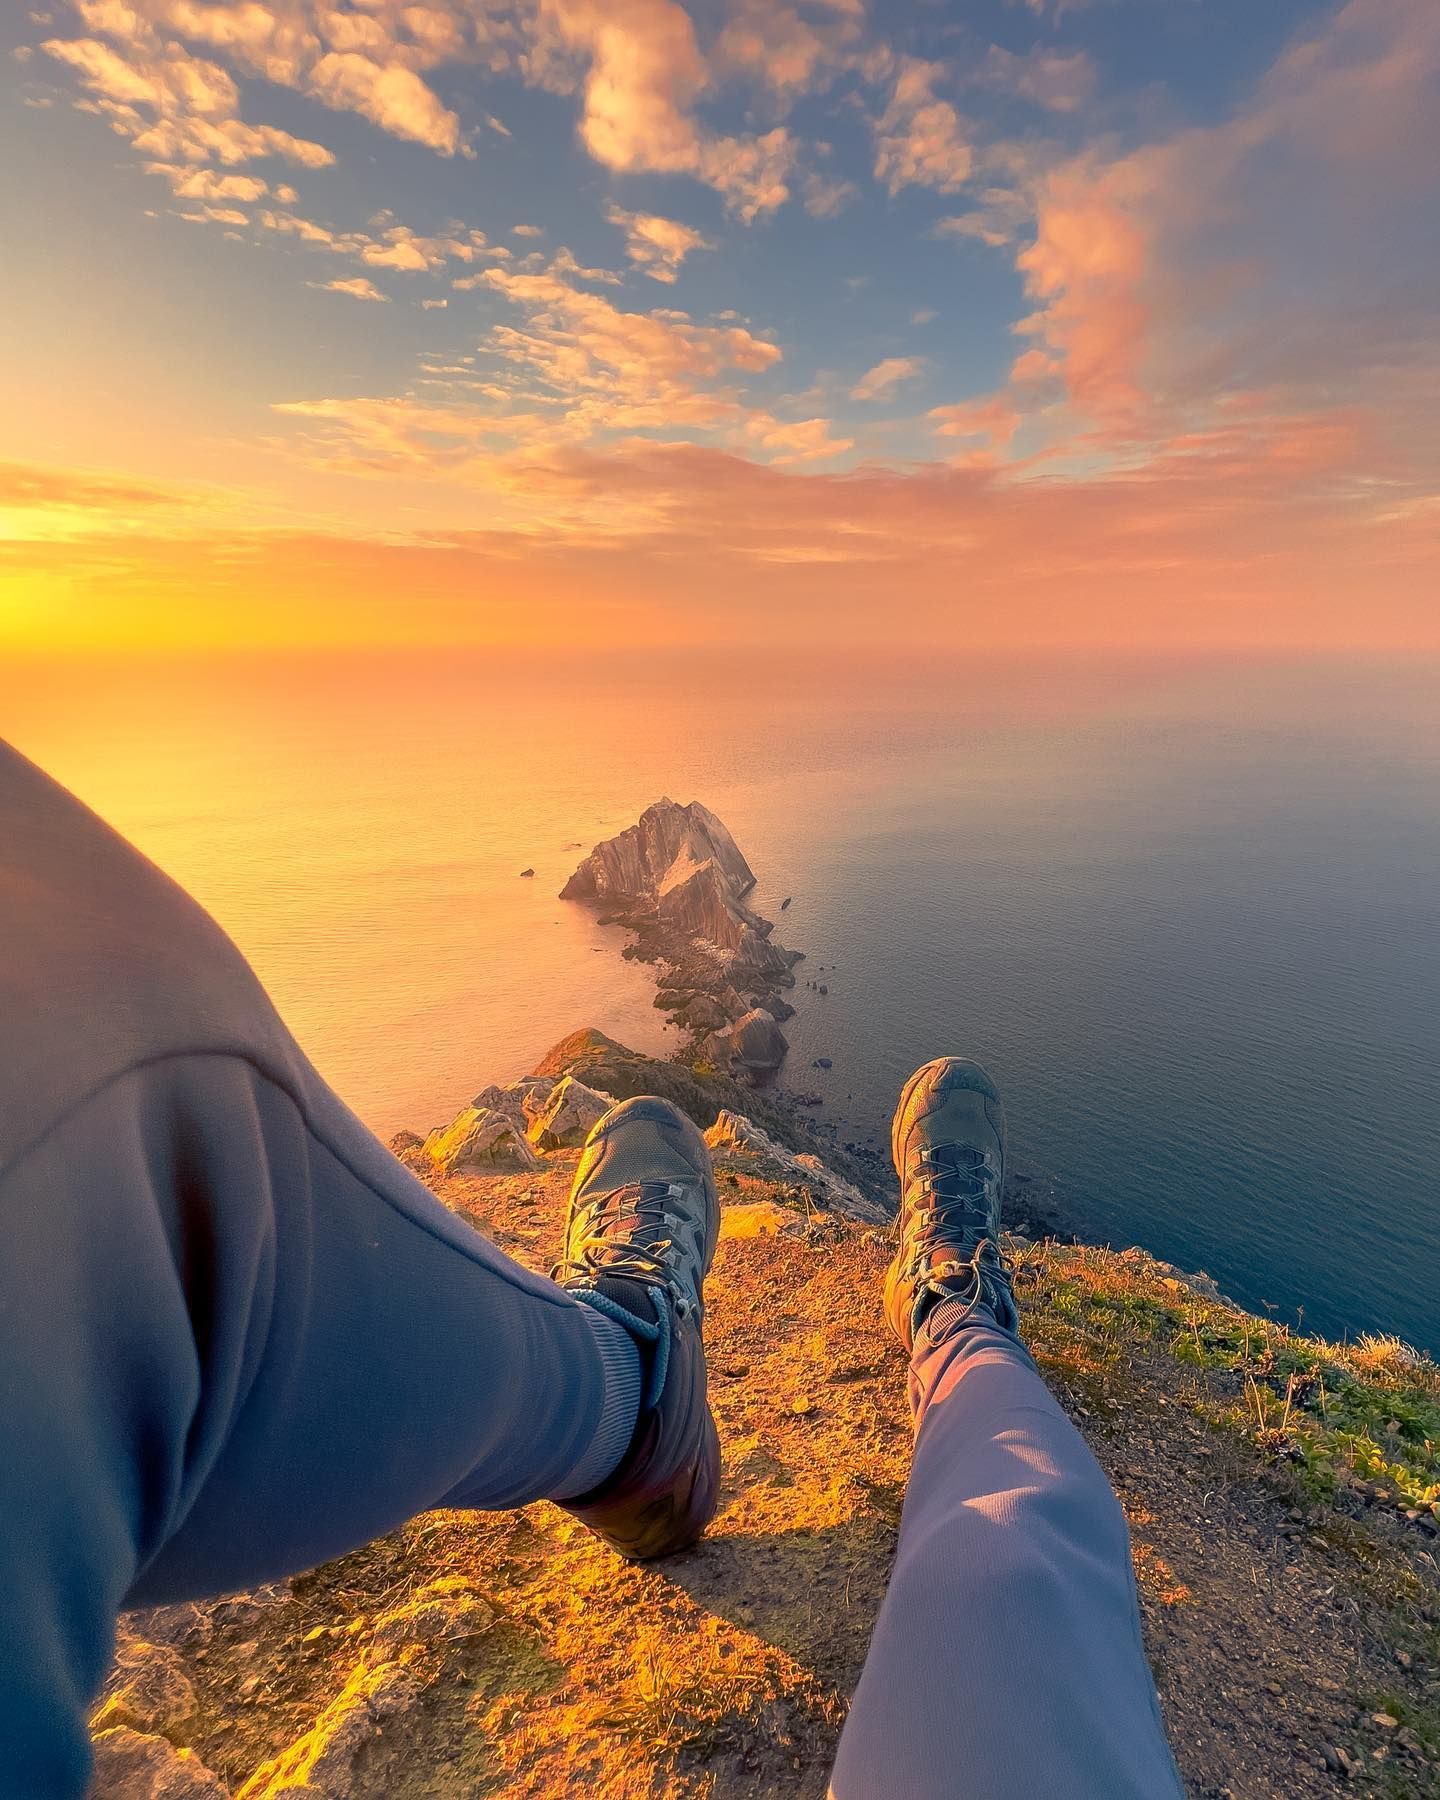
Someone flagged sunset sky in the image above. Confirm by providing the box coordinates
[2,0,1437,653]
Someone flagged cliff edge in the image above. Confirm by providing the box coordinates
[95,1038,1440,1800]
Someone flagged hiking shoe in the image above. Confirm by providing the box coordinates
[883,1056,1018,1350]
[553,1095,720,1560]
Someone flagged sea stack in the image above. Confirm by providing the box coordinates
[561,799,802,1081]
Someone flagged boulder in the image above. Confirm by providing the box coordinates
[423,1105,540,1173]
[699,1009,789,1080]
[526,1076,613,1150]
[470,1078,552,1113]
[90,1729,227,1799]
[677,993,728,1034]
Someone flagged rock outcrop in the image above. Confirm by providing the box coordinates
[524,1075,612,1151]
[561,800,803,1081]
[90,1729,228,1799]
[236,1662,422,1799]
[422,1104,539,1174]
[703,1109,888,1223]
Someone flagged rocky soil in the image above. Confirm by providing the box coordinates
[93,1042,1440,1799]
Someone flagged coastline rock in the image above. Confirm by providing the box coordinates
[423,1105,540,1173]
[526,1076,613,1150]
[677,993,728,1033]
[699,1009,789,1081]
[90,1729,228,1799]
[560,800,801,1077]
[562,798,756,907]
[703,1111,887,1223]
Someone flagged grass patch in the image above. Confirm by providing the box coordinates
[1020,1243,1440,1524]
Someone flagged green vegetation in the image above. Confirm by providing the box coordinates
[1016,1240,1440,1520]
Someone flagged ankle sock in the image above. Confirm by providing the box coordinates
[553,1302,644,1500]
[923,1293,1000,1346]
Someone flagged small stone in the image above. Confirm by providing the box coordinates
[1395,1650,1413,1670]
[1370,1712,1399,1729]
[791,1398,815,1417]
[519,867,535,878]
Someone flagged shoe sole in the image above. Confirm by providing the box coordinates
[890,1055,1000,1183]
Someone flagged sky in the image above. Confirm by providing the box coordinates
[1,0,1437,654]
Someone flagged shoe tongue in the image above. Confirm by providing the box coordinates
[592,1274,663,1326]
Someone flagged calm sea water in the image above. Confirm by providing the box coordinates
[5,651,1438,1354]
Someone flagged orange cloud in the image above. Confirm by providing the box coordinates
[851,356,926,403]
[534,0,795,217]
[605,205,714,283]
[871,56,973,195]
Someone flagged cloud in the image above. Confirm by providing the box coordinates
[977,45,1096,113]
[533,0,794,217]
[742,412,855,465]
[0,459,197,519]
[512,223,544,238]
[41,25,334,166]
[312,276,389,301]
[934,186,1032,248]
[714,0,863,99]
[872,56,973,195]
[606,204,713,282]
[939,0,1440,483]
[145,160,268,199]
[851,356,926,402]
[306,51,464,155]
[801,170,857,218]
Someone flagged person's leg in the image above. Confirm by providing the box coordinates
[0,1056,718,1795]
[830,1058,1184,1799]
[832,1315,1184,1798]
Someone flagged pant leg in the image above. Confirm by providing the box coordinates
[830,1317,1186,1800]
[0,1051,627,1797]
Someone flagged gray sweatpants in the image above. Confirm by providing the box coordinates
[0,741,1184,1796]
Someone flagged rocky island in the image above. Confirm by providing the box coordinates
[560,799,803,1082]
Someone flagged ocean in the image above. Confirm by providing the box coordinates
[5,650,1438,1354]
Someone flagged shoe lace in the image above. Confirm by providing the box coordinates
[553,1180,687,1409]
[907,1143,1013,1329]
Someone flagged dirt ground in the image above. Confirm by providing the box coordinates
[103,1154,1439,1798]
